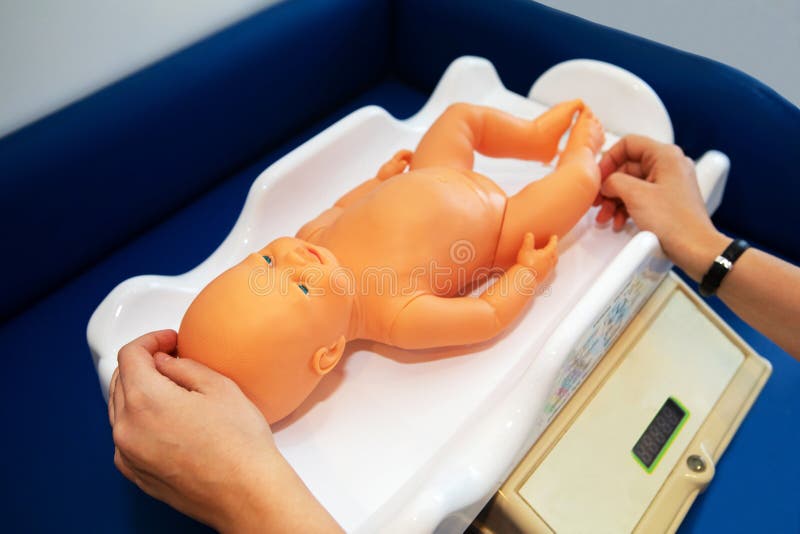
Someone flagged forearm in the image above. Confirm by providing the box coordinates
[480,264,539,327]
[672,229,800,359]
[719,247,800,359]
[389,294,505,349]
[224,453,342,534]
[389,267,538,349]
[389,235,554,349]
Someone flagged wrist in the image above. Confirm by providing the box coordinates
[666,227,730,282]
[216,449,289,533]
[219,449,339,534]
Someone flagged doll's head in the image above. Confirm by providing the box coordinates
[178,237,353,423]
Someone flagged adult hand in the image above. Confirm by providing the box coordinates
[595,135,726,279]
[109,330,341,533]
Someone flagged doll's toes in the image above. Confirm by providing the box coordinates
[558,98,584,115]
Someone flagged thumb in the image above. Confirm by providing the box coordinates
[154,352,223,393]
[601,172,651,204]
[523,232,534,250]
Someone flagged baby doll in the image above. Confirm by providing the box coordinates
[178,100,604,423]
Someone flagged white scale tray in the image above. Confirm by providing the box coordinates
[88,56,730,532]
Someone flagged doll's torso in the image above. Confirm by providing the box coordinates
[310,166,507,340]
[317,167,508,289]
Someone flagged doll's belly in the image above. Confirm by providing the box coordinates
[324,168,506,295]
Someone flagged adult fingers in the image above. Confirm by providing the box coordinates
[114,447,138,481]
[601,172,652,204]
[613,205,630,231]
[154,352,226,393]
[113,369,125,422]
[596,144,643,208]
[119,330,178,365]
[523,232,534,251]
[599,135,664,179]
[117,330,178,394]
[108,367,119,426]
[620,161,643,179]
[596,198,618,224]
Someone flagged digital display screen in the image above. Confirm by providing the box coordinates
[632,397,688,472]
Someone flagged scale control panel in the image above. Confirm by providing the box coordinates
[473,273,771,534]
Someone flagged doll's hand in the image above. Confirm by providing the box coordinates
[595,135,723,279]
[109,330,340,532]
[376,149,413,180]
[517,232,558,279]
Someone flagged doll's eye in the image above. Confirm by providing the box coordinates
[298,284,309,295]
[263,255,272,265]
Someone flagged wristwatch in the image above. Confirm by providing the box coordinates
[699,238,750,297]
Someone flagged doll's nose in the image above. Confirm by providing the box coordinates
[292,246,321,265]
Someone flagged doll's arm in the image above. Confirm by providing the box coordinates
[388,234,557,349]
[297,150,412,241]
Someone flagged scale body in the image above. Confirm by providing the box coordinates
[473,272,771,534]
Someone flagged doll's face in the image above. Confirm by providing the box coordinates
[177,237,352,423]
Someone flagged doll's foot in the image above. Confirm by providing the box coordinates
[565,106,605,157]
[531,99,584,163]
[517,233,558,278]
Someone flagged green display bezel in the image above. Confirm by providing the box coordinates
[631,396,690,474]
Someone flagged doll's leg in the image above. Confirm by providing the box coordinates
[410,100,584,171]
[494,107,605,268]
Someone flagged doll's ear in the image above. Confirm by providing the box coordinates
[312,335,346,375]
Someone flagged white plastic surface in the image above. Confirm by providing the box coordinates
[87,56,729,532]
[530,59,674,144]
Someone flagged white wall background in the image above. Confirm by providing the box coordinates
[0,0,278,139]
[536,0,800,106]
[0,0,797,139]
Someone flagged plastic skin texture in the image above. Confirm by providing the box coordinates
[178,100,605,423]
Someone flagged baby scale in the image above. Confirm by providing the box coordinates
[472,272,770,533]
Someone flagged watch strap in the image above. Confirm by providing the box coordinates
[699,238,750,297]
